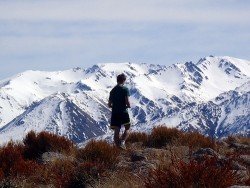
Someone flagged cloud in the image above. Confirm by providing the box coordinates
[0,0,249,24]
[0,0,250,80]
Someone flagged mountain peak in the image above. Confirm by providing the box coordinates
[0,56,249,144]
[196,56,250,78]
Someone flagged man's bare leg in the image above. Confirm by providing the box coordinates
[114,127,121,147]
[121,125,130,142]
[119,125,129,150]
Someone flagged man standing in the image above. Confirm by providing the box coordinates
[108,73,131,149]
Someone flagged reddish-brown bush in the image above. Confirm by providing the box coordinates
[0,142,24,176]
[225,135,239,145]
[145,156,240,188]
[77,140,120,170]
[237,136,250,145]
[12,160,41,178]
[147,126,183,148]
[38,160,104,187]
[126,132,148,144]
[23,131,75,160]
[48,159,76,187]
[226,135,250,146]
[180,131,215,150]
[0,142,40,178]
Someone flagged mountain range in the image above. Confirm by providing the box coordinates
[0,56,249,144]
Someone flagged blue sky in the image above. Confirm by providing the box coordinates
[0,0,250,80]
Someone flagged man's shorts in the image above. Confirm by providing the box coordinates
[110,112,131,130]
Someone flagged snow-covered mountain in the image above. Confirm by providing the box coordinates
[0,56,249,144]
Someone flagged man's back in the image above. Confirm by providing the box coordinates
[109,73,131,149]
[109,85,129,114]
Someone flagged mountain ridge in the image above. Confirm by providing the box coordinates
[0,56,249,144]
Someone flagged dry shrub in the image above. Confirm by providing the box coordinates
[67,162,103,188]
[28,160,100,187]
[225,135,250,145]
[77,140,120,170]
[11,160,41,178]
[0,169,4,181]
[226,136,250,145]
[237,137,250,145]
[246,176,250,186]
[0,178,20,188]
[0,142,40,178]
[147,126,183,148]
[0,142,24,176]
[225,136,239,145]
[37,159,76,187]
[145,156,240,188]
[180,131,215,150]
[224,136,250,155]
[126,132,148,144]
[23,131,75,160]
[96,170,144,188]
[216,144,234,157]
[77,162,103,179]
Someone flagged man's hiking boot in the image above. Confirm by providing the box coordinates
[119,140,126,150]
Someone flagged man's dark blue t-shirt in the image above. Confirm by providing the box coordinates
[109,85,130,114]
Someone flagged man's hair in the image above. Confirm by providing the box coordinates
[117,73,126,84]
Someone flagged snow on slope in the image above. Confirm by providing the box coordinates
[214,82,250,137]
[0,56,249,144]
[0,92,110,143]
[0,68,86,127]
[196,56,250,100]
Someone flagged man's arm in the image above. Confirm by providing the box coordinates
[125,96,131,108]
[108,90,113,108]
[108,100,112,108]
[125,87,131,108]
